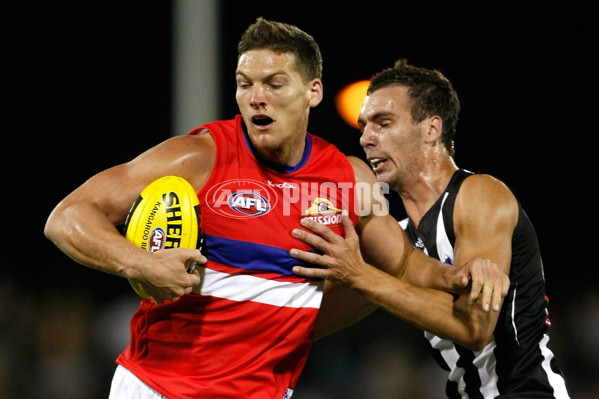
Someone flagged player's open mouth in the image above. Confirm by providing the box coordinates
[251,115,274,127]
[369,157,387,172]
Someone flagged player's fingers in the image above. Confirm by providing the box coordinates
[340,210,357,239]
[491,284,503,312]
[289,248,328,266]
[189,267,201,279]
[476,262,500,312]
[449,266,470,291]
[180,249,206,273]
[460,274,470,288]
[291,265,328,279]
[183,249,207,264]
[291,228,329,251]
[184,270,201,288]
[479,281,493,312]
[492,274,510,312]
[468,267,483,305]
[187,254,207,273]
[502,276,510,297]
[299,217,342,243]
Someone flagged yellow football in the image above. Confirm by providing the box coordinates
[123,175,203,298]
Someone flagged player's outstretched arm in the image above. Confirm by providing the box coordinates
[291,156,509,349]
[44,134,214,303]
[291,213,500,350]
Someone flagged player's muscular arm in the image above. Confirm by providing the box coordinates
[350,157,471,293]
[349,156,411,277]
[307,211,496,348]
[311,158,482,345]
[44,134,214,280]
[300,159,510,347]
[313,156,405,338]
[450,174,518,341]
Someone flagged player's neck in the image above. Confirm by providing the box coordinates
[400,157,457,228]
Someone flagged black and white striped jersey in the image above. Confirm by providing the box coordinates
[400,169,570,398]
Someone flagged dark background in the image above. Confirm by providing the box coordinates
[3,1,597,398]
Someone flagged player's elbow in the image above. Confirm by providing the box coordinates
[44,205,70,245]
[44,212,60,243]
[459,324,493,351]
[431,321,492,351]
[463,334,491,352]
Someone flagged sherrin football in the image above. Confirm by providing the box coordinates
[123,175,204,298]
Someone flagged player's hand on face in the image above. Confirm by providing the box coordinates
[450,258,510,312]
[138,248,206,306]
[290,211,365,286]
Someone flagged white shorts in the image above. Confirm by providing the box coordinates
[109,365,166,399]
[109,364,295,398]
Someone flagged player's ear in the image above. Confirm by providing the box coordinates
[424,115,443,144]
[308,78,323,108]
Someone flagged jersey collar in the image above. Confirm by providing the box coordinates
[242,120,312,174]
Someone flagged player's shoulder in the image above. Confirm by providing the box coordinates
[151,133,215,160]
[461,173,515,200]
[458,172,518,220]
[168,130,216,147]
[128,133,216,189]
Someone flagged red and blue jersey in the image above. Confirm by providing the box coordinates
[116,115,358,399]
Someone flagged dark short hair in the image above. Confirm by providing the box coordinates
[237,17,323,82]
[368,59,460,156]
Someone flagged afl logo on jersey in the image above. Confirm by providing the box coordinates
[205,179,277,218]
[228,191,270,216]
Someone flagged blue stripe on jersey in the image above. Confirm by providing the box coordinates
[205,234,314,276]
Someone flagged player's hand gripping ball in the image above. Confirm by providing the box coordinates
[123,176,204,298]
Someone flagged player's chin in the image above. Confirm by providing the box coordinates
[372,169,390,184]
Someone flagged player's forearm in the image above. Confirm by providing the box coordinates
[350,263,488,350]
[45,201,146,280]
[400,248,457,292]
